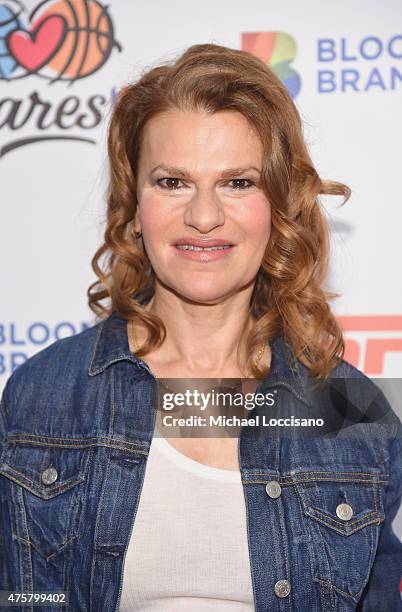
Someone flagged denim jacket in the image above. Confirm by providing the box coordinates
[1,304,401,612]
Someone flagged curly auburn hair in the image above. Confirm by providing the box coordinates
[87,42,351,380]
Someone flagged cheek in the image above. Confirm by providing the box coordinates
[238,195,271,241]
[137,192,166,238]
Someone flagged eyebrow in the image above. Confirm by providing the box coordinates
[150,164,261,179]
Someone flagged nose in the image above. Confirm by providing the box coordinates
[183,187,225,234]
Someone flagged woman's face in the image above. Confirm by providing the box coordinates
[135,109,271,304]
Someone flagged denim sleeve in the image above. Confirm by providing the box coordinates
[357,413,402,611]
[0,378,10,461]
[0,368,25,455]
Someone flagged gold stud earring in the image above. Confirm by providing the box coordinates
[132,228,142,239]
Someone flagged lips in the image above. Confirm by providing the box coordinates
[174,237,235,247]
[173,242,236,262]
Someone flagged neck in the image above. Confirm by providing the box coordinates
[131,282,270,378]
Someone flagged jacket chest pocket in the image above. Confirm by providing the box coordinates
[0,441,93,560]
[294,473,386,602]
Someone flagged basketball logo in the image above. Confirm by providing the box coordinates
[1,0,121,83]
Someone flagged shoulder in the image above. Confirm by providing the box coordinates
[296,353,401,437]
[1,322,101,406]
[328,357,401,437]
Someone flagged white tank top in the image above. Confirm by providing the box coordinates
[118,429,255,611]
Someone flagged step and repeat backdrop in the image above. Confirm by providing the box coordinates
[1,0,402,537]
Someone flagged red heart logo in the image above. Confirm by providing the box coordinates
[8,15,66,72]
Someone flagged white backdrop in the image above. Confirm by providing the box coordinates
[1,0,401,538]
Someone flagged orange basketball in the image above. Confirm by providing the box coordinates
[33,0,115,80]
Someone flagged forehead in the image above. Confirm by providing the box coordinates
[138,109,263,169]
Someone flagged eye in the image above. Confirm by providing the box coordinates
[156,177,257,191]
[157,177,185,190]
[228,179,256,190]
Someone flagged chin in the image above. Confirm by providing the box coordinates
[168,279,236,305]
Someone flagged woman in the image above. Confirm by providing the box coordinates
[1,43,401,612]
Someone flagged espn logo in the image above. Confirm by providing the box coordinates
[337,315,402,375]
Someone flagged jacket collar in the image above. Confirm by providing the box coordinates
[88,293,311,407]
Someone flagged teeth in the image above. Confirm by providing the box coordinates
[176,245,231,251]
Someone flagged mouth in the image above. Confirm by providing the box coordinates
[173,243,236,262]
[175,244,233,252]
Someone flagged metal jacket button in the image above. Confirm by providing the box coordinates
[274,579,291,598]
[41,467,58,485]
[265,481,282,498]
[336,503,353,521]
